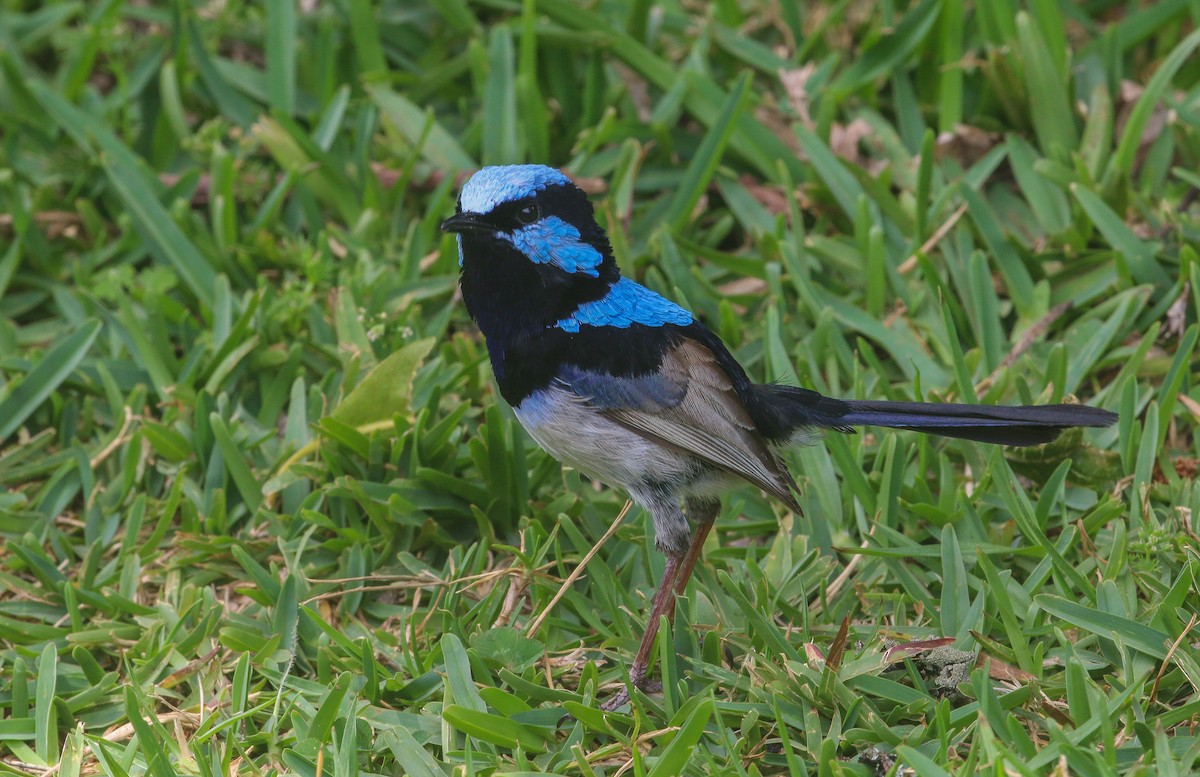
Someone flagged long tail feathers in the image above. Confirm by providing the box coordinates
[837,399,1117,446]
[755,385,1117,447]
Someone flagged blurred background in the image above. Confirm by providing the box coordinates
[0,1,1197,774]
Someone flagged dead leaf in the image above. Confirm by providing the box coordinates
[936,124,1001,167]
[830,117,873,166]
[882,636,955,663]
[718,276,768,297]
[779,64,818,130]
[740,174,790,215]
[1164,282,1189,339]
[978,653,1036,684]
[0,211,86,240]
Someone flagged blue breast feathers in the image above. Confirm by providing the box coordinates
[556,277,694,333]
[500,216,604,277]
[460,165,571,214]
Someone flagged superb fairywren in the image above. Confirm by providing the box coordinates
[441,164,1116,705]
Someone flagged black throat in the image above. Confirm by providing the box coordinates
[453,179,666,405]
[458,233,615,369]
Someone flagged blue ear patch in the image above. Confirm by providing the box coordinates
[500,216,604,277]
[556,278,693,332]
[460,165,572,213]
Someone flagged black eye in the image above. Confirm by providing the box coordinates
[516,204,539,225]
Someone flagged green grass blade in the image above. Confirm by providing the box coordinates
[265,0,296,115]
[647,698,715,777]
[208,414,263,514]
[1071,185,1171,286]
[1016,12,1077,158]
[1034,594,1171,659]
[829,0,940,97]
[1105,27,1200,187]
[35,91,219,308]
[665,72,751,232]
[367,84,477,172]
[482,27,518,165]
[0,320,100,441]
[34,643,57,762]
[348,0,386,73]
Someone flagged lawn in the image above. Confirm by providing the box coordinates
[1,0,1198,774]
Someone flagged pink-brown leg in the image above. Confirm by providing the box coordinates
[603,499,719,709]
[601,553,682,710]
[672,500,719,597]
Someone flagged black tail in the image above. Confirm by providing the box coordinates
[754,386,1117,447]
[837,399,1117,446]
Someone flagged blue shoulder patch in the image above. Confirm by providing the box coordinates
[500,216,603,277]
[460,165,572,213]
[556,277,694,333]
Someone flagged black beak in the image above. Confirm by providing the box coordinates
[440,212,492,234]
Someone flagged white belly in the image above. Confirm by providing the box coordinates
[515,385,749,554]
[513,385,694,490]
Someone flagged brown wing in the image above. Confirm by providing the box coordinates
[600,337,802,511]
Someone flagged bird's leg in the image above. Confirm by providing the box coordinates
[603,498,719,710]
[673,498,720,598]
[600,552,680,711]
[627,552,683,688]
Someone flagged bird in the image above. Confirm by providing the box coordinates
[440,163,1117,707]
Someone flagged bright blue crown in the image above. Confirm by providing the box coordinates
[460,165,571,214]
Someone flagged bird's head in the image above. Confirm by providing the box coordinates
[441,165,619,337]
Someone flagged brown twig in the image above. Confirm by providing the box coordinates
[898,204,968,274]
[975,301,1073,395]
[526,500,633,638]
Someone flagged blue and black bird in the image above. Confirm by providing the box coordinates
[441,164,1116,703]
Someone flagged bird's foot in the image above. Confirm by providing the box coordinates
[599,688,630,712]
[600,676,662,711]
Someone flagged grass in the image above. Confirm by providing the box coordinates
[0,0,1198,774]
